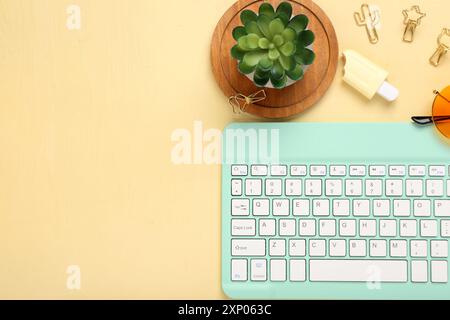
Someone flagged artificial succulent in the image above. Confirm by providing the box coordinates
[231,1,316,89]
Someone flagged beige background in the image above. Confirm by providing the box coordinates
[0,0,448,299]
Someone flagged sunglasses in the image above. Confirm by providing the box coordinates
[412,86,450,138]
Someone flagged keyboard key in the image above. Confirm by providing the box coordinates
[245,179,262,196]
[273,199,289,216]
[251,259,267,281]
[333,199,350,216]
[386,180,403,196]
[289,260,306,281]
[293,199,310,216]
[389,165,406,177]
[369,165,386,177]
[409,165,426,177]
[271,165,287,176]
[231,259,247,281]
[232,165,247,176]
[353,200,370,216]
[365,179,382,196]
[259,219,275,236]
[370,240,387,257]
[310,165,327,176]
[435,200,450,216]
[269,239,286,256]
[232,199,250,216]
[393,200,411,217]
[420,220,437,237]
[253,199,269,216]
[406,180,423,197]
[270,259,286,281]
[429,165,446,177]
[309,260,407,282]
[266,179,282,196]
[427,180,444,197]
[390,240,407,257]
[299,220,316,236]
[319,219,336,237]
[410,240,427,257]
[431,240,448,258]
[231,179,242,196]
[380,220,397,237]
[289,239,306,256]
[232,219,256,236]
[350,240,366,257]
[305,180,322,196]
[339,220,356,237]
[359,220,376,237]
[373,199,390,216]
[251,165,268,176]
[413,200,431,217]
[448,180,450,196]
[325,179,343,196]
[329,239,346,257]
[232,239,266,256]
[400,220,417,237]
[345,179,362,196]
[285,179,302,196]
[431,261,448,283]
[441,220,450,237]
[290,165,307,176]
[279,219,296,236]
[350,165,366,176]
[411,261,428,283]
[313,199,330,216]
[309,239,326,256]
[330,165,346,176]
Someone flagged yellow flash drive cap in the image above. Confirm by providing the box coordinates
[343,50,399,102]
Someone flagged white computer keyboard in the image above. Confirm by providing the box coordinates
[229,164,450,283]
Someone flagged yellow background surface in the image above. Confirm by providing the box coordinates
[0,0,448,299]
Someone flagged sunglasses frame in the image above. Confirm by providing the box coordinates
[412,89,450,127]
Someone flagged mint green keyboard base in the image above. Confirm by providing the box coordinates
[222,123,450,300]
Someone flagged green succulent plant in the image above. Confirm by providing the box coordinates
[231,1,316,89]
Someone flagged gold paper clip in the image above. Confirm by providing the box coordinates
[354,4,381,44]
[402,6,426,42]
[430,28,450,67]
[228,90,266,114]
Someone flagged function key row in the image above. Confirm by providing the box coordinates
[231,165,449,178]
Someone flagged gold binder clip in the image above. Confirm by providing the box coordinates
[354,4,381,44]
[430,28,450,67]
[402,6,426,42]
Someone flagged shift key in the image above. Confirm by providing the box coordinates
[232,239,266,256]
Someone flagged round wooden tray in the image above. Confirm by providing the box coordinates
[211,0,339,119]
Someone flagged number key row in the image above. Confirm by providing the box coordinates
[231,178,450,197]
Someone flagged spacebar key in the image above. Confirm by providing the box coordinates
[310,260,407,282]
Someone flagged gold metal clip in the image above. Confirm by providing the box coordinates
[354,4,381,44]
[430,28,450,67]
[402,6,426,43]
[228,90,267,114]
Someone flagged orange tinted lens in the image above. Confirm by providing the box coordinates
[432,86,450,138]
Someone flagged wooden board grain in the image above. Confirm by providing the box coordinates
[211,0,339,119]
